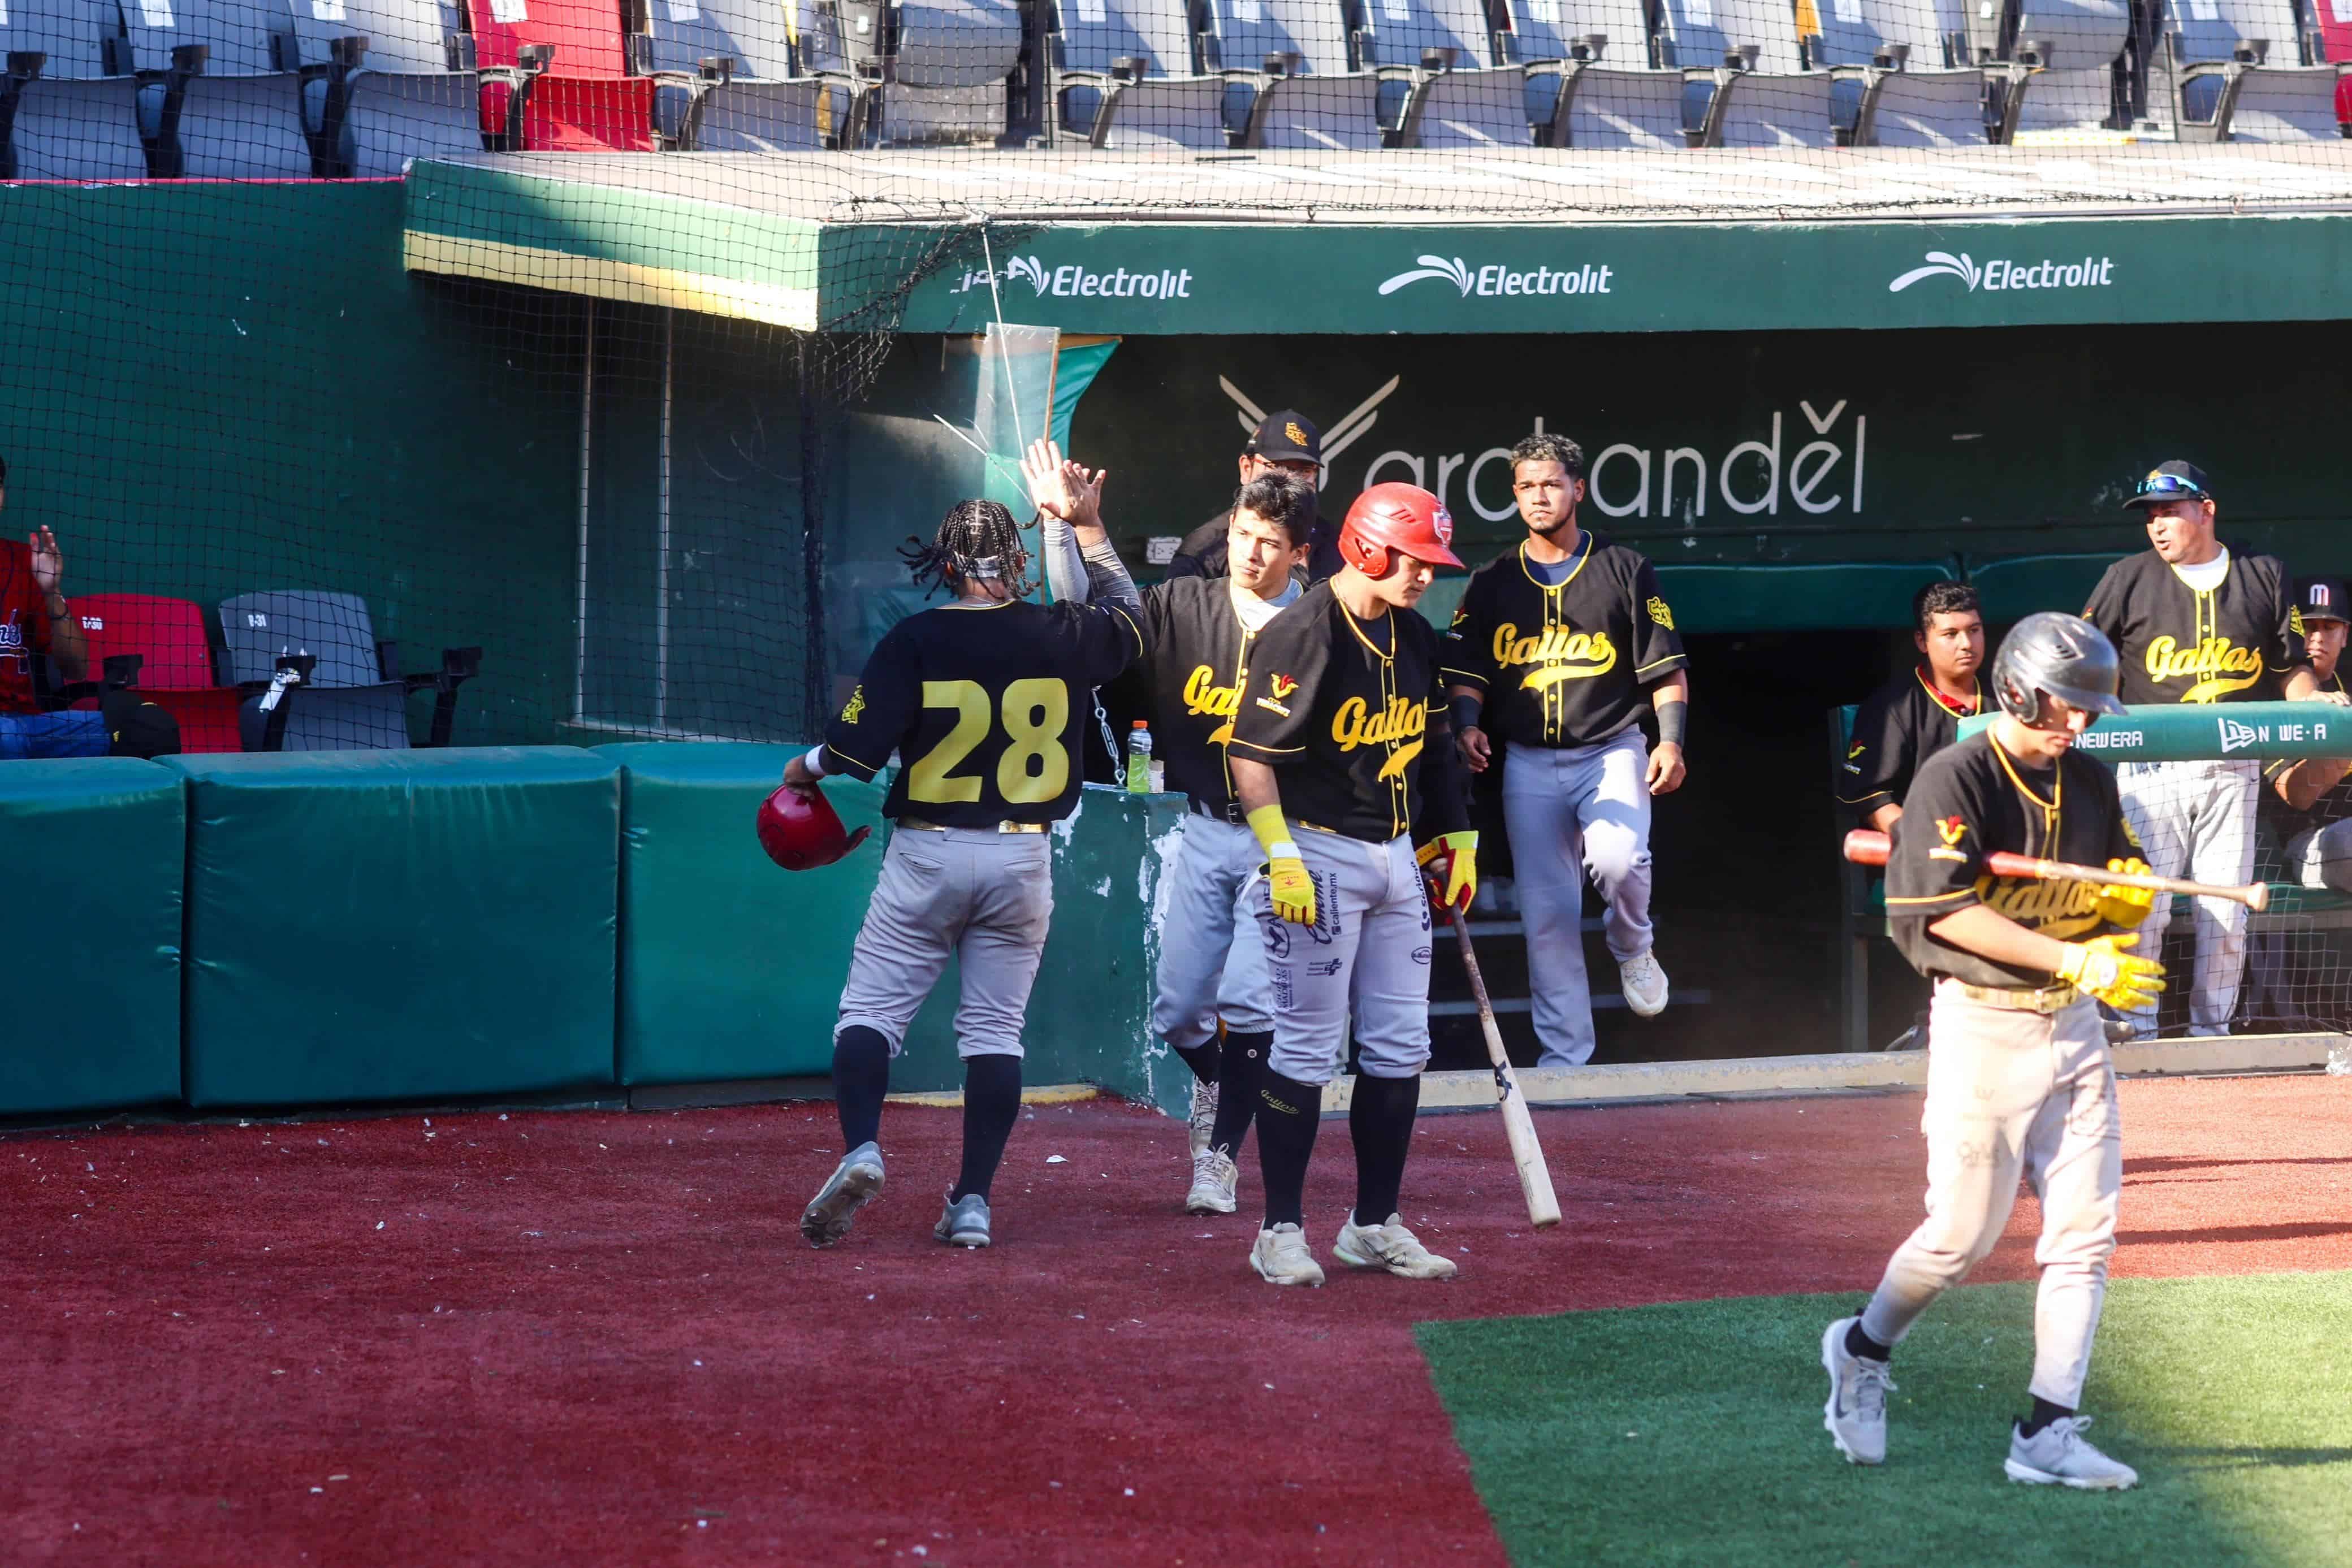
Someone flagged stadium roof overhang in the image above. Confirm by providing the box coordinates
[403,149,2352,336]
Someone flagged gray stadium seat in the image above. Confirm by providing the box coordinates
[1658,0,1835,146]
[2150,0,2342,141]
[640,0,858,150]
[1222,0,1382,149]
[120,0,314,176]
[1510,0,1687,148]
[1052,0,1229,149]
[807,0,1021,145]
[219,591,480,752]
[1381,0,1533,148]
[287,0,486,172]
[2003,0,2130,133]
[1809,0,1990,145]
[1,0,150,179]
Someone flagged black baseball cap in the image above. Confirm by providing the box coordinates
[2297,575,2350,626]
[1247,410,1321,465]
[2124,459,2212,509]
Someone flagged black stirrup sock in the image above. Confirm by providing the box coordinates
[1254,1069,1321,1228]
[949,1054,1023,1203]
[1210,1030,1270,1155]
[1348,1068,1421,1225]
[832,1026,892,1153]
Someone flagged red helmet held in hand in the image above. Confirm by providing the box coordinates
[1338,482,1464,577]
[756,781,871,872]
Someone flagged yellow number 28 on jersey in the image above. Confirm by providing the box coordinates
[906,678,1071,805]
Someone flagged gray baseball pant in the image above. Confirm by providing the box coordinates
[835,826,1053,1059]
[2285,820,2352,893]
[1860,985,2120,1409]
[1252,828,1433,1087]
[1151,813,1274,1050]
[2116,759,2256,1037]
[1503,731,1655,1068]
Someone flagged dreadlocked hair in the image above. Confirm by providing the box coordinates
[900,499,1032,599]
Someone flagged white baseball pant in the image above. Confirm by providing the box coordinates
[1151,812,1274,1049]
[1860,984,2121,1409]
[1503,732,1655,1068]
[835,826,1053,1059]
[1251,828,1433,1087]
[2115,758,2257,1037]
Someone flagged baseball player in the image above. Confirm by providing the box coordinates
[1224,482,1475,1288]
[1839,581,1987,833]
[2262,576,2352,890]
[1032,439,1311,1215]
[2081,460,2331,1038]
[1166,411,1344,585]
[1823,612,2162,1490]
[1441,432,1688,1069]
[793,494,1143,1251]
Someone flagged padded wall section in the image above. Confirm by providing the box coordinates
[171,749,620,1107]
[599,743,887,1086]
[0,760,184,1116]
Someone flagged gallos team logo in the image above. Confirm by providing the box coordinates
[1936,816,1968,847]
[1267,674,1299,700]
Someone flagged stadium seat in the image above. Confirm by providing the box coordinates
[64,595,243,754]
[2001,0,2130,135]
[288,0,488,174]
[1657,0,1836,146]
[122,0,317,177]
[1810,0,1991,145]
[2314,0,2352,125]
[652,0,861,150]
[460,0,655,149]
[1050,0,1229,149]
[1222,0,1383,149]
[1509,0,1687,148]
[1,0,152,179]
[2148,0,2342,141]
[810,0,1024,146]
[218,590,481,752]
[1382,0,1535,148]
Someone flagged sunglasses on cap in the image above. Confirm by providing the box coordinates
[2133,473,2208,501]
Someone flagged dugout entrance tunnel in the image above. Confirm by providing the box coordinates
[396,145,2352,1065]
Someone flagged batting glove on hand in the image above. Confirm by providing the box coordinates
[2094,857,2158,928]
[1416,830,1478,917]
[2056,932,2165,1011]
[1265,852,1317,926]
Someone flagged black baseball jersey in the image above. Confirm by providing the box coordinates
[1131,576,1286,813]
[1886,730,2141,989]
[1838,668,1986,820]
[2082,547,2306,705]
[1439,535,1687,748]
[2262,666,2352,843]
[1166,509,1344,586]
[820,598,1144,827]
[1227,582,1471,844]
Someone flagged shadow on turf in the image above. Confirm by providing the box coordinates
[2140,1445,2352,1470]
[2115,1220,2352,1246]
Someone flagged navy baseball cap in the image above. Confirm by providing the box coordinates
[1247,410,1321,465]
[2297,575,2350,625]
[2125,459,2212,509]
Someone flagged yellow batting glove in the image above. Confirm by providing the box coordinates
[1416,830,1478,915]
[2094,857,2158,929]
[1247,802,1317,926]
[2056,932,2166,1011]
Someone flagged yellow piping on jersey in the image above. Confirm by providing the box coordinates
[1912,666,1983,715]
[1339,603,1396,664]
[1514,534,1593,592]
[1989,735,2060,846]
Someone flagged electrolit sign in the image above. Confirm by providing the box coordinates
[1377,255,1614,301]
[1888,250,2116,294]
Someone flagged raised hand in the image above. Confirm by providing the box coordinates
[1021,438,1106,532]
[28,527,64,594]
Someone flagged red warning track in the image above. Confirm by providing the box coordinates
[2,1075,2345,1567]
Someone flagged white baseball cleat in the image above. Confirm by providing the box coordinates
[1186,1146,1239,1215]
[1821,1317,1893,1466]
[2005,1416,2138,1489]
[800,1141,885,1249]
[1187,1079,1218,1156]
[1249,1223,1326,1287]
[1619,950,1670,1017]
[1332,1212,1459,1280]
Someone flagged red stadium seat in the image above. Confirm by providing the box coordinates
[67,594,243,755]
[2316,0,2352,123]
[461,0,656,150]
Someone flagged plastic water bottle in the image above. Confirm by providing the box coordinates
[1126,721,1154,793]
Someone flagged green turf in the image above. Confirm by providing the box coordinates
[1417,1271,2352,1568]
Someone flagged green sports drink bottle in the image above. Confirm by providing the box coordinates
[1125,721,1153,793]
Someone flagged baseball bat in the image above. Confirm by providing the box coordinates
[1443,906,1563,1229]
[1841,829,2269,913]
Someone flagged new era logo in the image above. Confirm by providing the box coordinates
[2219,717,2260,755]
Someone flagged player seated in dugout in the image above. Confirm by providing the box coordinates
[2260,575,2352,892]
[0,458,179,760]
[1839,581,1987,833]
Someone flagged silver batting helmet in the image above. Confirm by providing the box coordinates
[1990,612,2128,722]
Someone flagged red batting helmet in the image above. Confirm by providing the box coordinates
[756,781,871,872]
[1338,483,1464,577]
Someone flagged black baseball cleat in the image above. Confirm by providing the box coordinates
[801,1141,885,1248]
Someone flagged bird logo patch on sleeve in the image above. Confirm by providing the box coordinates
[840,685,867,723]
[1647,596,1676,631]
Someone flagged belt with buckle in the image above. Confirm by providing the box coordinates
[897,817,1048,835]
[1190,798,1244,825]
[1951,980,2081,1013]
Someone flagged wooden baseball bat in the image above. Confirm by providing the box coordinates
[1444,908,1563,1229]
[1841,829,2269,913]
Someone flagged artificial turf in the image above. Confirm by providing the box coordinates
[1418,1269,2352,1568]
